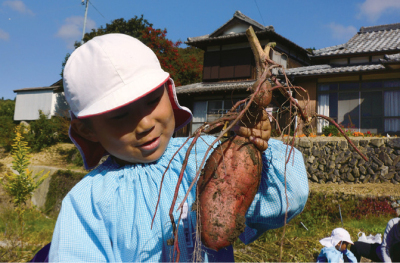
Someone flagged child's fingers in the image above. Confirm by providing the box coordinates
[240,109,269,127]
[250,136,269,151]
[233,125,271,141]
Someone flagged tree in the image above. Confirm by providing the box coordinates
[0,127,49,250]
[61,15,203,86]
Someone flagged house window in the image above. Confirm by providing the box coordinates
[203,48,252,81]
[191,99,240,134]
[384,90,400,133]
[317,79,400,134]
[271,50,287,69]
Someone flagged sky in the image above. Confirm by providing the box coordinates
[0,0,399,100]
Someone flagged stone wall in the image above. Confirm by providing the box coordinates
[282,137,400,184]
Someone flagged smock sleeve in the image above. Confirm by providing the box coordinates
[239,138,309,244]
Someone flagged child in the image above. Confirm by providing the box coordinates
[317,228,357,263]
[350,217,400,262]
[48,33,309,262]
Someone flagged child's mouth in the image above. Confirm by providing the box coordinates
[139,136,160,151]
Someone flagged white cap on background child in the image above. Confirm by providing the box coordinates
[63,33,192,169]
[319,228,354,247]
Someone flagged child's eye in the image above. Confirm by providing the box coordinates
[148,96,162,105]
[111,112,128,120]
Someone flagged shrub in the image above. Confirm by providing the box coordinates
[322,125,339,137]
[57,147,84,168]
[44,169,85,216]
[27,111,71,152]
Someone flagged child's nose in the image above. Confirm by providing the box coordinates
[135,114,155,134]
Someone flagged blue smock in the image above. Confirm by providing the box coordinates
[49,136,309,262]
[317,246,357,263]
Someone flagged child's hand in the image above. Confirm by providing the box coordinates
[232,109,271,151]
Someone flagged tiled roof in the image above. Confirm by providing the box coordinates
[281,64,385,77]
[176,80,255,94]
[380,53,400,63]
[14,79,62,93]
[209,10,266,38]
[312,23,400,57]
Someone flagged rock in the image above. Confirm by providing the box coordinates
[367,167,375,175]
[360,166,367,175]
[318,141,328,147]
[393,156,400,167]
[371,156,384,167]
[379,152,393,166]
[339,141,348,150]
[319,158,327,165]
[386,172,396,180]
[341,156,351,164]
[336,164,342,169]
[363,174,371,183]
[299,139,312,148]
[371,163,379,171]
[319,179,326,184]
[318,165,325,171]
[360,140,369,147]
[387,138,400,149]
[395,208,400,217]
[330,154,337,161]
[347,173,355,182]
[360,175,365,180]
[395,174,400,182]
[307,155,315,164]
[327,161,335,169]
[325,147,331,155]
[349,158,358,167]
[353,167,360,178]
[391,179,399,185]
[357,158,366,167]
[370,138,384,148]
[380,166,389,176]
[334,169,340,176]
[312,175,319,182]
[312,146,320,157]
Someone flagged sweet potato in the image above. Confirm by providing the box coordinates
[197,136,263,250]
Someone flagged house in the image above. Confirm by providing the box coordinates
[175,11,311,136]
[283,23,400,135]
[13,80,70,121]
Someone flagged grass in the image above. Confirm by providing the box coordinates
[0,190,396,262]
[0,205,56,262]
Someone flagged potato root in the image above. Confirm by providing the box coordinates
[197,135,263,251]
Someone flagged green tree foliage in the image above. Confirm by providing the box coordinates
[61,15,203,86]
[0,99,16,151]
[27,111,71,152]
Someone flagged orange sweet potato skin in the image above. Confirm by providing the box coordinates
[196,135,263,251]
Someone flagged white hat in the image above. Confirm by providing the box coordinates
[319,228,354,248]
[63,33,192,169]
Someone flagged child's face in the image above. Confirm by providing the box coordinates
[336,241,349,251]
[83,85,175,165]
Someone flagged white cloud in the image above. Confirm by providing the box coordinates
[358,0,400,22]
[327,23,357,41]
[56,16,96,49]
[2,0,34,15]
[0,28,10,41]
